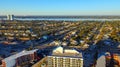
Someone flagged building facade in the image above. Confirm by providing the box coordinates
[1,49,38,67]
[47,56,83,67]
[47,46,83,67]
[7,15,14,20]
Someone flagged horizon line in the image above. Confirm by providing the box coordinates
[1,15,120,16]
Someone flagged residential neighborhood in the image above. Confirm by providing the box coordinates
[0,19,120,67]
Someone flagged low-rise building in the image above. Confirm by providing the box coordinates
[106,53,120,67]
[96,55,106,67]
[1,49,38,67]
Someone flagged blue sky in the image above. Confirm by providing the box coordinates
[0,0,120,15]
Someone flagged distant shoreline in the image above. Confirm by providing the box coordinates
[1,15,120,18]
[1,16,120,21]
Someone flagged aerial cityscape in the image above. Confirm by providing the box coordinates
[0,0,120,67]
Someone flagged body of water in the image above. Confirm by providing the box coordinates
[1,18,120,21]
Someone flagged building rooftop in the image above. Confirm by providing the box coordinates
[2,49,38,62]
[52,53,82,58]
[96,55,106,67]
[51,46,83,58]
